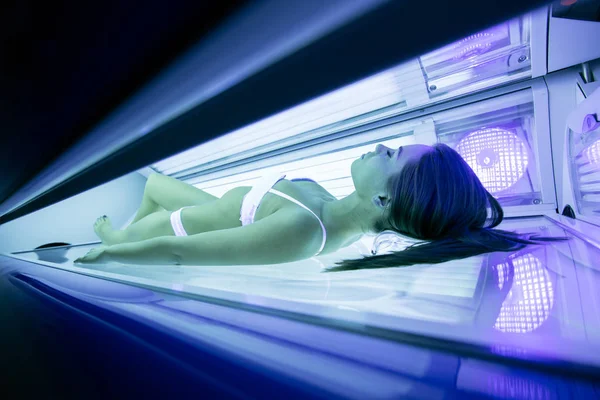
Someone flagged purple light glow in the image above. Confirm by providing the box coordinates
[447,24,509,61]
[576,139,600,206]
[582,139,600,165]
[485,373,554,400]
[454,32,494,60]
[494,253,554,334]
[456,127,529,194]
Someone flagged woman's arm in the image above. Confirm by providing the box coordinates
[85,209,322,266]
[105,237,180,265]
[74,238,179,265]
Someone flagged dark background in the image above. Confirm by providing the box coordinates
[0,0,248,205]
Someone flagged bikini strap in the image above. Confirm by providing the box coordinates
[268,189,327,257]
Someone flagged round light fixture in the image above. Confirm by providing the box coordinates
[456,127,529,193]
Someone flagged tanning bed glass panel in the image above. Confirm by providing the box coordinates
[14,240,487,324]
[13,217,596,363]
[419,17,532,99]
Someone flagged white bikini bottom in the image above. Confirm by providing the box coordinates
[170,206,192,237]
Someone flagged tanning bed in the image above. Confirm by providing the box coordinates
[2,0,600,398]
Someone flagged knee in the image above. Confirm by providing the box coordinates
[146,173,161,193]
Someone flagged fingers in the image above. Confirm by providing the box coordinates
[74,250,95,263]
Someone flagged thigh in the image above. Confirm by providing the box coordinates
[147,173,219,211]
[181,186,251,234]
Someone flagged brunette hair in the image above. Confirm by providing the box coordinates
[329,143,567,272]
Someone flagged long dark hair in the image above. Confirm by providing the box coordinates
[328,143,567,272]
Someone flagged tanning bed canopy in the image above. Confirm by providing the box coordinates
[152,15,535,182]
[0,0,550,225]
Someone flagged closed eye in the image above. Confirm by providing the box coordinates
[395,147,403,161]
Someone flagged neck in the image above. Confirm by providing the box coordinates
[320,192,372,248]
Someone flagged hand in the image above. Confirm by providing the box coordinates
[74,246,109,264]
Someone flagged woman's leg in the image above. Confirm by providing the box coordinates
[130,173,219,223]
[95,174,224,245]
[130,193,163,224]
[95,211,175,245]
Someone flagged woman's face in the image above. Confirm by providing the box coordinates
[351,143,433,203]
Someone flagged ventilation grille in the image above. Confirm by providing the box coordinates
[571,134,600,217]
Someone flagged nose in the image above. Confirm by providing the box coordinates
[375,144,388,154]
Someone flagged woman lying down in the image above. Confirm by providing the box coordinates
[75,143,565,272]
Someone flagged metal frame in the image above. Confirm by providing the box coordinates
[545,214,600,250]
[530,78,558,208]
[530,6,550,78]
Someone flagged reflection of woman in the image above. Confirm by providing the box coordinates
[75,144,564,269]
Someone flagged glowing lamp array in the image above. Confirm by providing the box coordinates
[493,253,554,334]
[456,127,529,194]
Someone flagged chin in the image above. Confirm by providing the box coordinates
[350,158,359,177]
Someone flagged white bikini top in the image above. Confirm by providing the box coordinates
[239,173,327,257]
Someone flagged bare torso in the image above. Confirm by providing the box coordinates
[179,179,347,255]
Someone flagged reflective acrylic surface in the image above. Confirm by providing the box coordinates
[12,215,600,371]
